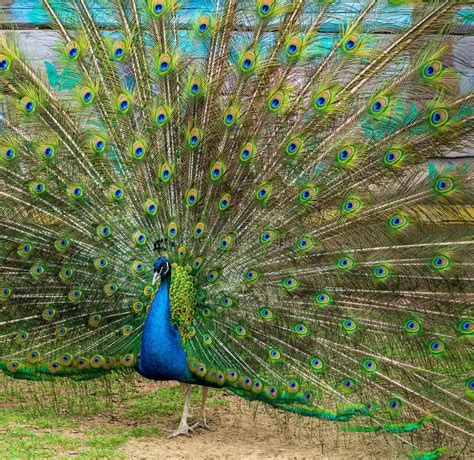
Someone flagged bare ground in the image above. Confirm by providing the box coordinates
[121,395,398,459]
[1,376,405,459]
[120,381,400,459]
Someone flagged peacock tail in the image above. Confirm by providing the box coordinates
[0,0,473,455]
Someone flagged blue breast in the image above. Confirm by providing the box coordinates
[137,276,191,381]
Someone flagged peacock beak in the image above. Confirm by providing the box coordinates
[152,265,164,285]
[152,261,171,284]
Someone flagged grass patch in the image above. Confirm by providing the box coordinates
[125,384,228,421]
[0,374,228,457]
[4,427,84,458]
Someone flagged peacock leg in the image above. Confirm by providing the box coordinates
[190,386,212,430]
[167,383,194,438]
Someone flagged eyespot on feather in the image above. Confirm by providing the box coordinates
[430,254,451,271]
[314,90,332,111]
[298,184,319,205]
[285,137,303,158]
[185,188,199,207]
[195,15,212,37]
[193,221,205,238]
[383,148,404,167]
[260,229,277,245]
[373,264,392,280]
[342,33,360,53]
[130,141,146,160]
[167,221,178,238]
[91,135,107,153]
[388,213,409,230]
[336,256,355,270]
[256,0,275,19]
[188,75,205,97]
[267,90,285,112]
[187,128,202,148]
[422,60,443,80]
[285,36,302,58]
[256,182,273,202]
[158,162,174,183]
[1,145,16,162]
[20,96,36,114]
[80,86,95,105]
[336,145,356,166]
[153,106,170,127]
[65,41,81,60]
[29,181,46,196]
[148,0,169,18]
[223,106,239,127]
[0,53,12,73]
[156,53,174,76]
[240,142,256,162]
[429,108,449,127]
[239,50,257,74]
[218,193,231,211]
[369,96,389,115]
[110,40,127,61]
[144,198,158,216]
[341,196,362,214]
[433,177,454,195]
[117,93,131,114]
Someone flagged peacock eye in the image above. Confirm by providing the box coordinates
[0,56,9,71]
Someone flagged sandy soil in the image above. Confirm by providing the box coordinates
[119,382,399,460]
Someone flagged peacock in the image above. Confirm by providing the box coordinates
[0,0,473,455]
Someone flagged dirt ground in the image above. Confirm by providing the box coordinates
[121,396,396,459]
[1,375,405,459]
[119,381,399,459]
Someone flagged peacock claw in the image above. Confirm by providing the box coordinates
[190,418,212,431]
[166,425,194,438]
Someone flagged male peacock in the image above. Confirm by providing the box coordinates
[0,0,473,455]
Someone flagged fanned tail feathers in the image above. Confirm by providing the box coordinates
[0,0,473,456]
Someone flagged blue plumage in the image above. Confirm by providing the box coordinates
[138,258,191,382]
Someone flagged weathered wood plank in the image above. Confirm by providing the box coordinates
[0,1,471,160]
[0,1,471,36]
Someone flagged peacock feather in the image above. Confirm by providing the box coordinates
[0,0,473,454]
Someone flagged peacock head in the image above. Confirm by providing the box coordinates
[153,256,171,284]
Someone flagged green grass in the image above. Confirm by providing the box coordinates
[0,374,228,458]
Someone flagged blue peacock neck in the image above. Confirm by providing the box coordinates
[137,270,191,381]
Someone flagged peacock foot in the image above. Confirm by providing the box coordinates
[190,418,212,431]
[166,424,194,438]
